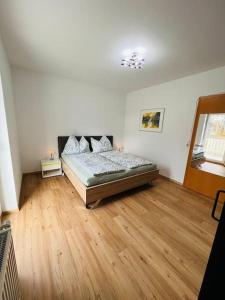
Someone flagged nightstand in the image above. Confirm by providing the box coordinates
[41,158,62,178]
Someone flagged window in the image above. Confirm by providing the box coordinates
[202,113,225,163]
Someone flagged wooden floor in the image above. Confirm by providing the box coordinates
[4,174,219,300]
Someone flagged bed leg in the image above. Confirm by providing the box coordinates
[86,199,103,209]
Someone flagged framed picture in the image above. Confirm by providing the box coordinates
[139,108,165,132]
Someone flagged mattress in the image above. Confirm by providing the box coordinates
[62,153,157,187]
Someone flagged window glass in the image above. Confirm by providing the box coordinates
[203,114,225,162]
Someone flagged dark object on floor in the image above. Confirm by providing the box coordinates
[198,190,225,300]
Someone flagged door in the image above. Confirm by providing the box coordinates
[184,94,225,200]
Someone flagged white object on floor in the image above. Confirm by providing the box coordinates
[41,158,62,178]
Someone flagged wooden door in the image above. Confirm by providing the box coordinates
[184,94,225,200]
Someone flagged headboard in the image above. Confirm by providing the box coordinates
[58,136,113,157]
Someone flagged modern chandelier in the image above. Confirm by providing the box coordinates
[121,51,145,69]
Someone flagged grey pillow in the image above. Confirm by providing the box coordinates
[79,136,90,153]
[91,136,112,153]
[63,136,80,154]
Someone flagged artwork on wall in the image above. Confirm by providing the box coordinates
[139,108,165,132]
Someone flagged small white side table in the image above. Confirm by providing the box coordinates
[41,159,62,178]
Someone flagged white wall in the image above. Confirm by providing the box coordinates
[12,68,126,173]
[0,37,21,211]
[124,66,225,183]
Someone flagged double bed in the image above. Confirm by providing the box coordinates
[58,136,159,208]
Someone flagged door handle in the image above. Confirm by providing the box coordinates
[212,190,225,221]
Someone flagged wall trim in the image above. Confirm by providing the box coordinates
[2,209,19,216]
[159,174,182,186]
[23,171,41,175]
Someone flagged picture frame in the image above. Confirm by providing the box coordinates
[139,108,165,132]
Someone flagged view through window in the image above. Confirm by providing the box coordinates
[202,113,225,163]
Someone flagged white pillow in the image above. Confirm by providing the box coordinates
[100,135,113,151]
[79,136,90,153]
[91,136,112,153]
[63,136,80,154]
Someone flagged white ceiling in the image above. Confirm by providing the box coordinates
[0,0,225,92]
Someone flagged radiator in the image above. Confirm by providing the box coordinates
[0,221,21,300]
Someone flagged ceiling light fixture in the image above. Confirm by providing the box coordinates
[121,50,145,69]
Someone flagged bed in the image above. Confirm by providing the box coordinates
[58,136,159,208]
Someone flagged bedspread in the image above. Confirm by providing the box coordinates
[99,150,152,169]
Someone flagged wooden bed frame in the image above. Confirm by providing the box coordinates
[58,136,159,208]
